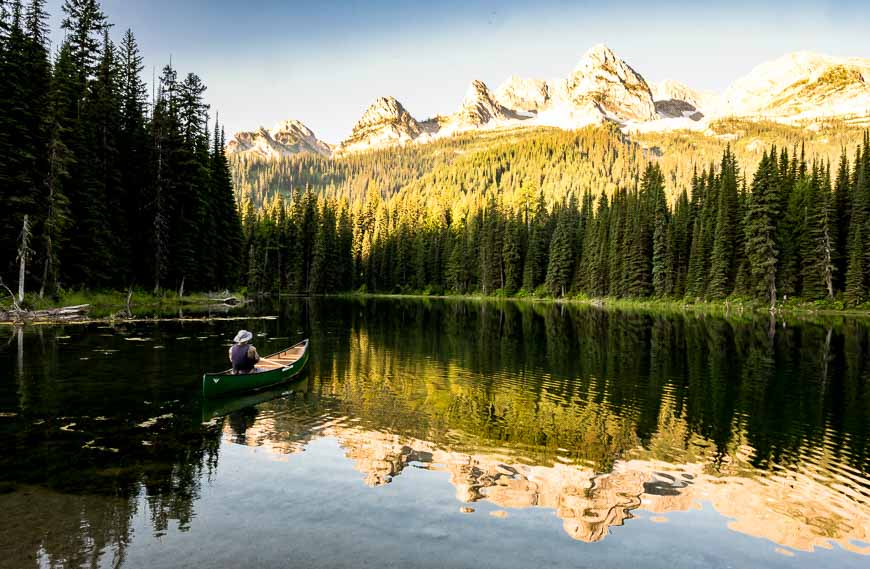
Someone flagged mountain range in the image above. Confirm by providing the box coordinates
[227,45,870,159]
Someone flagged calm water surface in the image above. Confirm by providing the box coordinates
[1,298,868,568]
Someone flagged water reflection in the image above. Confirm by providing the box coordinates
[1,299,869,567]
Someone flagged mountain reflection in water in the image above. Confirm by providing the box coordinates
[224,404,869,553]
[1,298,868,568]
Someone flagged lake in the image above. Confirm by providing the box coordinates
[1,298,868,569]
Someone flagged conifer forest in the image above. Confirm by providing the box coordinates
[3,1,870,310]
[234,127,870,308]
[0,0,242,298]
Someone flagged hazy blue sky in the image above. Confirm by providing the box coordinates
[45,0,869,143]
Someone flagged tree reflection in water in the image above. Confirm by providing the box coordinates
[1,298,868,566]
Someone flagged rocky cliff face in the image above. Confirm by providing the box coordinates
[454,79,516,127]
[335,96,423,154]
[558,44,657,122]
[651,79,717,120]
[227,119,331,158]
[494,76,550,113]
[495,44,658,128]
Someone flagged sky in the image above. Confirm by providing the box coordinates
[45,0,870,144]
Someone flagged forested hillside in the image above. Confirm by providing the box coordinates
[231,119,863,208]
[0,0,242,298]
[239,127,870,307]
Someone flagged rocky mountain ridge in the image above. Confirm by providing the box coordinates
[227,119,331,158]
[228,45,870,158]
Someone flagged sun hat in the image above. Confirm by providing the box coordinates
[233,330,253,344]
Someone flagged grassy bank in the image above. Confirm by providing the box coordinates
[6,290,243,310]
[0,289,248,323]
[335,290,870,318]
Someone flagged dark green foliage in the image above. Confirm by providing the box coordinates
[545,200,578,297]
[310,200,338,293]
[833,148,851,291]
[744,151,781,308]
[650,169,669,297]
[0,0,243,295]
[502,214,523,295]
[479,194,504,294]
[521,191,550,292]
[845,134,870,305]
[237,132,870,307]
[707,146,740,298]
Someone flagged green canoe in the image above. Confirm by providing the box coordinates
[202,339,309,399]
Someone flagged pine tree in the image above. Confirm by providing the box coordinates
[211,124,243,289]
[574,192,597,294]
[479,194,504,294]
[607,190,626,297]
[521,192,549,292]
[707,146,739,298]
[447,223,468,293]
[687,167,715,298]
[545,201,577,297]
[833,148,851,291]
[744,151,781,309]
[310,200,338,293]
[648,165,669,297]
[61,0,106,86]
[669,190,692,297]
[337,201,354,291]
[117,28,150,286]
[502,214,523,295]
[845,134,869,304]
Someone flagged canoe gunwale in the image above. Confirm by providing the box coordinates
[203,339,309,379]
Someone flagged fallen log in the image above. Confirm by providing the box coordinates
[0,304,90,323]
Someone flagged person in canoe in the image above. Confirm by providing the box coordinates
[229,330,261,374]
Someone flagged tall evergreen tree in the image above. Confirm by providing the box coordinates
[502,214,523,295]
[744,151,781,309]
[707,146,740,298]
[545,201,577,298]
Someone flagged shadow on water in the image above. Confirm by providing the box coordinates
[0,297,869,566]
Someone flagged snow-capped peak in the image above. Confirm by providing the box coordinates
[574,43,619,71]
[495,76,550,113]
[227,118,330,158]
[558,44,657,122]
[355,96,417,127]
[232,46,870,158]
[336,96,422,154]
[456,79,514,126]
[720,51,870,121]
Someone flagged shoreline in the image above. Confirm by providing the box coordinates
[5,289,870,325]
[331,292,870,318]
[0,290,248,326]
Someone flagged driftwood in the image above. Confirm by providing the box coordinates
[206,293,242,305]
[0,304,90,323]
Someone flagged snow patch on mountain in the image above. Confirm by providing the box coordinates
[495,76,550,113]
[227,119,331,158]
[336,96,422,154]
[719,51,870,122]
[556,44,657,122]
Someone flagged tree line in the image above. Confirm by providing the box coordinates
[242,132,870,307]
[0,0,242,299]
